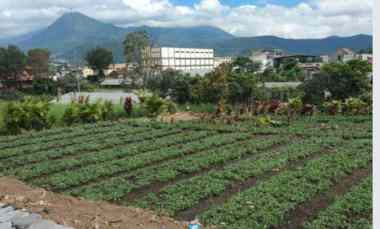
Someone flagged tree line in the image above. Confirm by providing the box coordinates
[145,58,372,109]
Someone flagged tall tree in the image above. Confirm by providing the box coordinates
[123,31,151,87]
[232,57,261,74]
[27,48,50,79]
[0,47,7,81]
[302,59,371,105]
[228,72,258,105]
[203,63,230,103]
[85,47,113,82]
[323,59,371,100]
[0,45,27,89]
[278,58,304,81]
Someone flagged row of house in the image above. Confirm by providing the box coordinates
[79,47,371,85]
[250,48,372,79]
[0,69,34,89]
[333,48,373,63]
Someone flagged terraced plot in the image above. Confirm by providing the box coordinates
[0,116,372,228]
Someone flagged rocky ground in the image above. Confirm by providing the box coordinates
[0,177,187,229]
[0,203,73,229]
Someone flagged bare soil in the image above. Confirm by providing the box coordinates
[0,177,187,229]
[160,112,202,123]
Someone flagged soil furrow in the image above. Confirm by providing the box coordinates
[174,146,338,221]
[10,129,182,170]
[24,130,209,182]
[0,125,152,161]
[120,139,287,203]
[277,167,371,229]
[55,134,250,193]
[0,122,135,151]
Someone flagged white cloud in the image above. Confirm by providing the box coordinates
[122,0,171,15]
[0,0,373,39]
[312,0,373,16]
[195,0,226,13]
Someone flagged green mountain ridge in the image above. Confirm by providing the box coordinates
[214,34,373,56]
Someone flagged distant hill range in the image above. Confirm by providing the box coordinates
[0,12,373,64]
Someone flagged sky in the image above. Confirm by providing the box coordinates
[0,0,373,39]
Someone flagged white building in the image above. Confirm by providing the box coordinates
[333,48,356,62]
[149,47,214,75]
[331,48,373,64]
[320,55,330,63]
[358,54,373,63]
[250,49,283,72]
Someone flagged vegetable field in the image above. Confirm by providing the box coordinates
[0,116,372,228]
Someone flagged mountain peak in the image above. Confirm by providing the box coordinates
[54,11,101,26]
[44,11,123,38]
[59,11,91,20]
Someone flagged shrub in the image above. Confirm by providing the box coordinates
[255,115,273,126]
[323,100,342,116]
[124,97,133,116]
[63,98,115,125]
[139,93,178,118]
[275,103,289,115]
[301,104,316,116]
[4,97,51,134]
[80,81,98,92]
[164,100,178,114]
[142,95,166,117]
[216,98,226,117]
[32,78,57,95]
[288,97,303,113]
[343,97,368,115]
[359,91,372,107]
[135,89,152,104]
[255,115,284,127]
[268,100,281,113]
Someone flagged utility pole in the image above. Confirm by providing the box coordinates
[69,8,81,96]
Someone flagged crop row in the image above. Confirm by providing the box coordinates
[198,139,371,228]
[30,132,251,191]
[66,134,287,201]
[0,120,172,150]
[0,120,134,149]
[304,176,372,229]
[0,121,154,154]
[172,121,250,134]
[235,115,372,138]
[135,136,343,216]
[8,130,210,180]
[0,124,153,162]
[0,127,182,170]
[0,120,123,145]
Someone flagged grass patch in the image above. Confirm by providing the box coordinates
[0,100,8,132]
[49,103,68,124]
